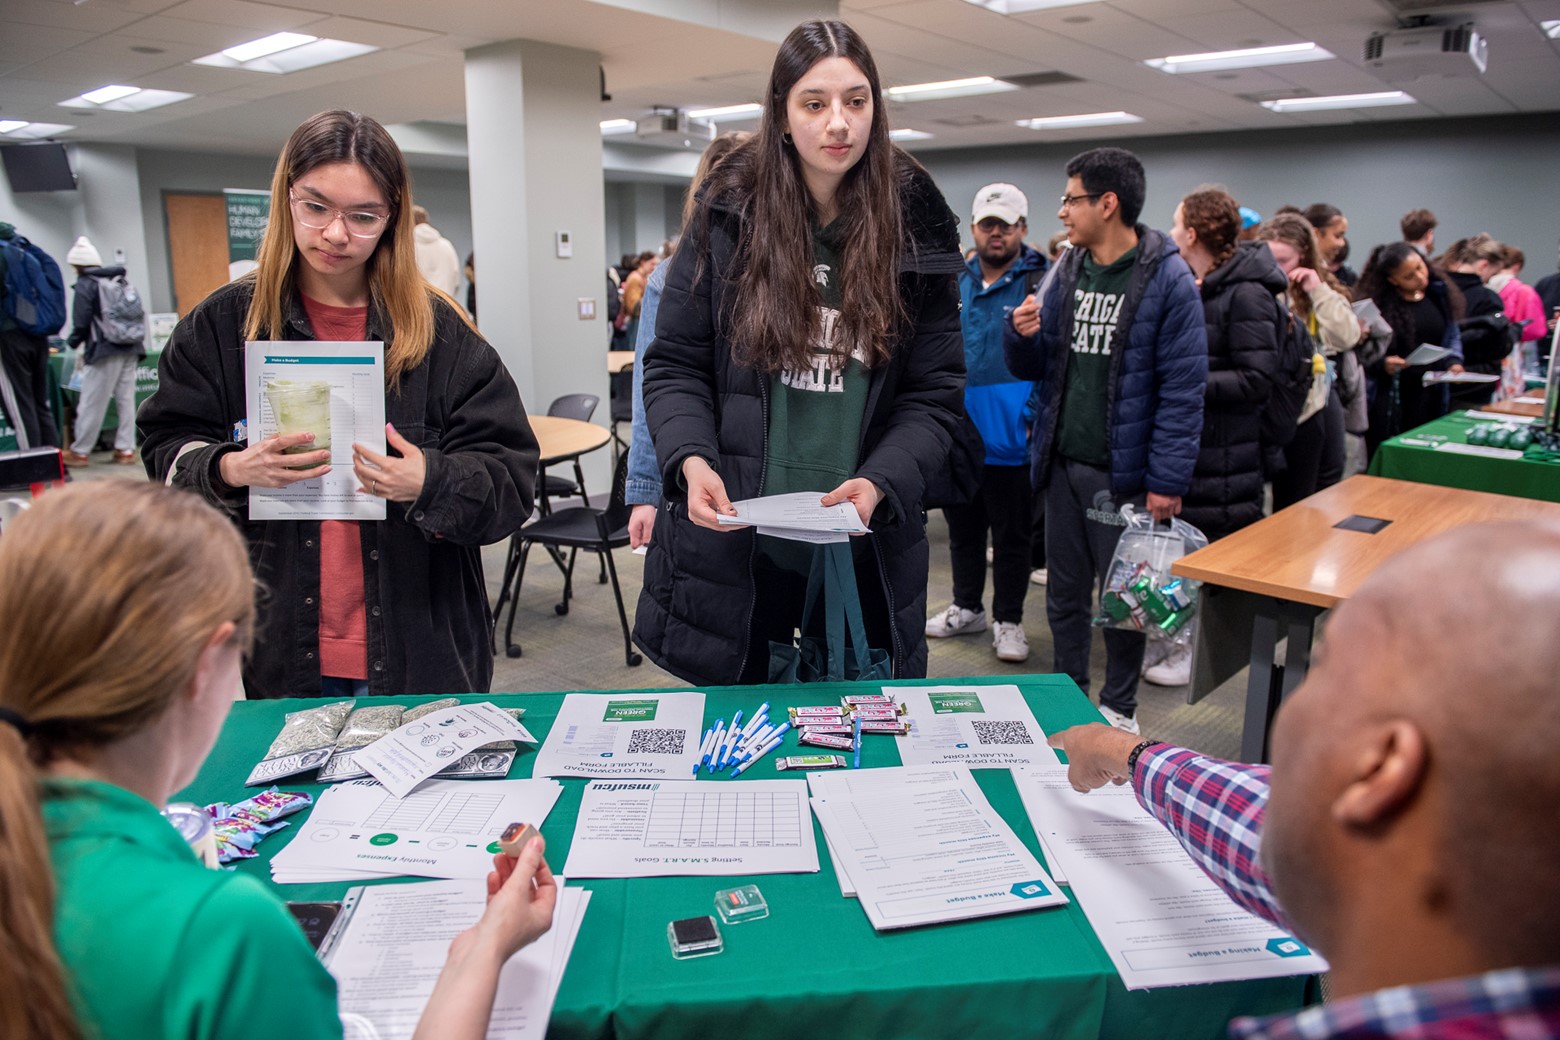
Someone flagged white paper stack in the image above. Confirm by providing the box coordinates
[1013,765,1327,989]
[714,491,867,543]
[808,764,1067,930]
[329,878,590,1040]
[270,777,563,883]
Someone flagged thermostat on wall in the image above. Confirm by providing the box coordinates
[556,230,573,259]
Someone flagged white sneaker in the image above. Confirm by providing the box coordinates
[986,546,994,566]
[1099,704,1141,735]
[1030,568,1048,586]
[1143,643,1192,687]
[991,621,1030,663]
[925,603,988,638]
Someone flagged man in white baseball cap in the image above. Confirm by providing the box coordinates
[926,181,1046,665]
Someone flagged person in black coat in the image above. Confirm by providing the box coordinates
[1437,235,1508,408]
[635,21,965,687]
[1169,188,1281,541]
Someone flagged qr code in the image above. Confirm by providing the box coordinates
[971,720,1034,745]
[626,728,687,755]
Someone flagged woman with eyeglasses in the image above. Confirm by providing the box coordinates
[636,19,965,686]
[140,110,538,698]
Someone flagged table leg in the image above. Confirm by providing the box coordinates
[1239,598,1322,763]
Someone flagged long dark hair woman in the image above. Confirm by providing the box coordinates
[1355,241,1465,455]
[140,110,538,698]
[636,19,965,686]
[1168,186,1282,542]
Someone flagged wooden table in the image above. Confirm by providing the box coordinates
[531,414,611,465]
[1173,475,1560,761]
[607,350,634,374]
[1481,395,1545,417]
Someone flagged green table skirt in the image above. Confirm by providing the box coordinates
[1367,410,1560,502]
[178,676,1312,1040]
[47,348,161,444]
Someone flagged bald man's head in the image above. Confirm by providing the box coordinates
[1263,520,1560,976]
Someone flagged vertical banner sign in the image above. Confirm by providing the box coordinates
[224,189,271,263]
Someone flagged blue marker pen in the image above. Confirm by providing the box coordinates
[732,730,787,776]
[853,715,861,769]
[733,721,788,770]
[741,703,770,741]
[717,710,744,770]
[694,726,717,776]
[737,722,775,761]
[704,719,724,774]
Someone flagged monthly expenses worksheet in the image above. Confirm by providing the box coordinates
[1014,765,1329,989]
[562,779,820,877]
[530,692,706,779]
[808,764,1067,930]
[895,684,1058,769]
[244,340,386,521]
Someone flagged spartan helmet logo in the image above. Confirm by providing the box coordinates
[1093,489,1116,514]
[813,263,830,287]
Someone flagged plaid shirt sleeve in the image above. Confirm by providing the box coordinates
[1132,745,1293,932]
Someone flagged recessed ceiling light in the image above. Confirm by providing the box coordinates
[1542,20,1560,39]
[961,0,1105,13]
[192,37,376,74]
[1,121,75,139]
[222,32,318,63]
[600,119,637,135]
[80,84,141,105]
[61,87,192,112]
[1017,110,1142,129]
[889,128,934,141]
[1145,42,1333,74]
[886,76,1019,102]
[686,103,762,121]
[1260,91,1415,112]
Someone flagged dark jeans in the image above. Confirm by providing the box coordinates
[1045,457,1146,716]
[1273,388,1345,510]
[1031,485,1047,570]
[943,463,1031,623]
[320,676,370,697]
[0,327,60,448]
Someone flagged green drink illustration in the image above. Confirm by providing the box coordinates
[263,379,332,465]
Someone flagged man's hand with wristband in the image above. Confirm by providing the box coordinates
[1047,724,1166,793]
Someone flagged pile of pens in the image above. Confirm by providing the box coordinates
[791,694,908,770]
[701,696,910,777]
[694,702,789,777]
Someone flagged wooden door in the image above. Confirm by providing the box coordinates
[164,193,229,316]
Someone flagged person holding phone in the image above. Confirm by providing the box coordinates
[636,19,965,686]
[139,110,537,699]
[0,481,557,1040]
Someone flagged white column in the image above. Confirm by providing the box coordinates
[465,39,609,475]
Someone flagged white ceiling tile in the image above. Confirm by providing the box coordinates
[5,0,148,33]
[302,16,444,49]
[0,23,97,65]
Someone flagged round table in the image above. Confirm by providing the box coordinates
[531,414,611,465]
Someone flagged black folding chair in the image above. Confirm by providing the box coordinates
[493,450,642,667]
[608,362,634,464]
[539,392,599,513]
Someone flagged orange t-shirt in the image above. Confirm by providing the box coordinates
[301,295,368,681]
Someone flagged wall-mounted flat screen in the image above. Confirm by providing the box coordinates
[1,143,77,193]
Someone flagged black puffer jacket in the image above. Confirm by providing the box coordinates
[138,279,537,698]
[635,158,966,686]
[1180,241,1284,540]
[1445,270,1507,374]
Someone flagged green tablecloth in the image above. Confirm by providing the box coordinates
[177,676,1312,1040]
[1367,411,1560,502]
[46,348,161,446]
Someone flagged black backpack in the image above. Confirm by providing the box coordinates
[1261,294,1316,449]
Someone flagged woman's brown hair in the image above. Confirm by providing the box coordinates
[0,483,255,1040]
[694,19,906,373]
[1180,186,1242,278]
[245,109,472,387]
[1256,212,1343,322]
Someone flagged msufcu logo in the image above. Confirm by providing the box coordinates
[596,783,659,792]
[1085,489,1128,527]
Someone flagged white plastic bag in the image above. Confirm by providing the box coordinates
[1094,505,1208,648]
